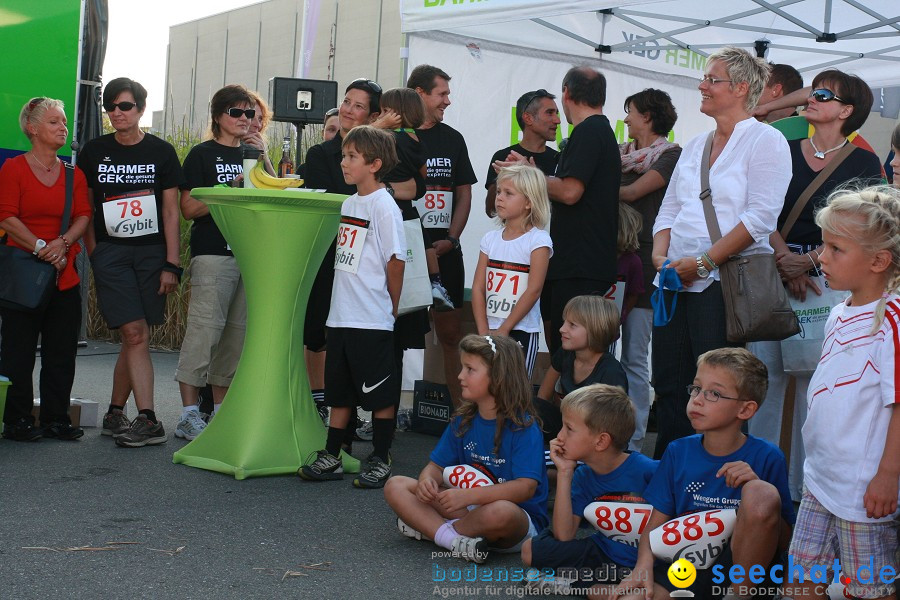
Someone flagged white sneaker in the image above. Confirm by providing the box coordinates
[175,411,207,440]
[397,517,427,540]
[450,534,488,563]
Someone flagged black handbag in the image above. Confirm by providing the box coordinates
[699,132,800,343]
[0,162,74,312]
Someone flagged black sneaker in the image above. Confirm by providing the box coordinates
[298,450,344,481]
[353,453,392,489]
[41,422,84,440]
[2,418,42,442]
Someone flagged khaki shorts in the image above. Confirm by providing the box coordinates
[175,255,246,388]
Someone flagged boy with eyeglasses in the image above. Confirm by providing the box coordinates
[613,348,794,600]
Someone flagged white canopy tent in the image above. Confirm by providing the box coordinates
[398,0,900,290]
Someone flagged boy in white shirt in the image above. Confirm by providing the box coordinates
[299,125,406,489]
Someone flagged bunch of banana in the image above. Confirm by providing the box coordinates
[247,161,304,189]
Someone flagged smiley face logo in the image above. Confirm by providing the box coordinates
[668,559,697,589]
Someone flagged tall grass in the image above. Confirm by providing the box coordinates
[86,122,326,349]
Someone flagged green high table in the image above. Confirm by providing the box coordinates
[172,188,360,479]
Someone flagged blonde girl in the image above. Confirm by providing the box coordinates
[472,165,553,377]
[384,334,549,563]
[790,185,900,600]
[535,296,627,451]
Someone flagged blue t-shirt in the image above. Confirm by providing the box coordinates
[430,413,549,530]
[571,452,658,567]
[644,434,795,525]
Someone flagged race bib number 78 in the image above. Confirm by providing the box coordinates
[102,190,158,238]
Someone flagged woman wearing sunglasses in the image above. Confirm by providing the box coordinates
[77,77,183,447]
[748,69,882,500]
[172,84,257,441]
[649,47,793,459]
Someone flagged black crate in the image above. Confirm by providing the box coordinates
[411,380,453,436]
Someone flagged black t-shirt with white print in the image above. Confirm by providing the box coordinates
[179,140,246,257]
[77,133,183,246]
[414,122,477,238]
[484,143,559,189]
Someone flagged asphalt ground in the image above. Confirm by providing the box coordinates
[0,341,656,600]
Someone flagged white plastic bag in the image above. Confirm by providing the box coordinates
[780,275,847,377]
[397,220,432,316]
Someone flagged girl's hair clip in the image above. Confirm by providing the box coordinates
[484,335,497,354]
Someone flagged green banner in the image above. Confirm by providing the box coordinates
[0,0,81,160]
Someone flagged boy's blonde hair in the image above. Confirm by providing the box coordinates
[342,125,399,180]
[816,184,900,334]
[697,347,768,406]
[561,384,635,451]
[562,295,620,351]
[617,202,642,254]
[495,165,551,230]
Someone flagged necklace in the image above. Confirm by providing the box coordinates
[809,136,847,159]
[27,152,58,172]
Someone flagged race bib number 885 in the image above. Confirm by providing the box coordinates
[648,509,736,569]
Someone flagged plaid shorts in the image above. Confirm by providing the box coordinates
[789,487,899,599]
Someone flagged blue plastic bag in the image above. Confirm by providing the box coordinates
[651,260,683,326]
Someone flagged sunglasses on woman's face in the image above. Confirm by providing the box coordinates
[809,89,847,104]
[104,101,137,112]
[226,107,256,119]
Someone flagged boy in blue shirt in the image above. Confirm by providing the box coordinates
[298,125,406,489]
[614,348,795,600]
[522,383,658,596]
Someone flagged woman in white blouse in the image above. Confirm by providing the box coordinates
[649,47,792,458]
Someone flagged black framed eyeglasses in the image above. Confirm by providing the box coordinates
[325,107,339,117]
[104,101,137,112]
[226,107,256,119]
[350,78,383,95]
[810,89,847,104]
[686,385,742,402]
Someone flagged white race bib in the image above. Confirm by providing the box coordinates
[102,190,158,238]
[442,464,495,489]
[485,259,529,319]
[603,279,626,315]
[333,216,369,275]
[583,499,654,547]
[414,188,452,229]
[648,509,737,570]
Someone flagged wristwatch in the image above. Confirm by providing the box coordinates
[447,236,461,251]
[33,239,47,255]
[696,256,710,278]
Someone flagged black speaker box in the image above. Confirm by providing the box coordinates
[268,77,338,124]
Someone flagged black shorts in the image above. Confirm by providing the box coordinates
[324,327,399,411]
[431,231,465,307]
[530,528,627,584]
[304,245,336,352]
[89,241,167,328]
[508,330,540,379]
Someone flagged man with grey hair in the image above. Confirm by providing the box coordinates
[484,89,561,217]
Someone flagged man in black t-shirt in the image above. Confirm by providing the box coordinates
[499,67,621,353]
[484,89,560,217]
[408,65,478,407]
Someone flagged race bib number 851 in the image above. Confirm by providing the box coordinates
[334,216,369,275]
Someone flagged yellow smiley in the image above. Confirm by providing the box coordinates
[667,559,697,589]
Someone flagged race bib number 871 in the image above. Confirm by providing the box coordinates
[485,259,529,319]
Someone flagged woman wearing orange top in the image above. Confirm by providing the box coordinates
[0,97,90,441]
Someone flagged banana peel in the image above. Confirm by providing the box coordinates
[248,161,304,189]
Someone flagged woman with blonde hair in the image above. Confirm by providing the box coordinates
[650,47,792,458]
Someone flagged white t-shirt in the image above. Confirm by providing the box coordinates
[652,118,792,293]
[327,188,406,331]
[804,295,900,522]
[479,227,553,333]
